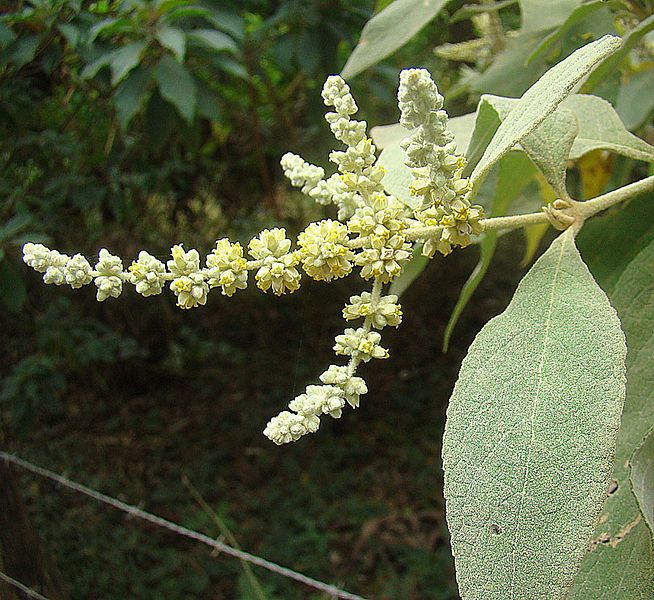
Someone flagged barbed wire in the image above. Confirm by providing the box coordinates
[0,569,51,600]
[0,451,366,600]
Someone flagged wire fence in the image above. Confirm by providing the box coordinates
[0,451,367,600]
[0,569,51,600]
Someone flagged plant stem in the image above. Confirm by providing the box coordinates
[406,175,654,240]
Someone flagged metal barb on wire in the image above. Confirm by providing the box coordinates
[0,569,51,600]
[0,451,366,600]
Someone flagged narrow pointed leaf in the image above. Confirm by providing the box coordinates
[443,228,627,599]
[340,0,448,79]
[470,35,621,193]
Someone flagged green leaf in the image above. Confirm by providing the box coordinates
[464,96,509,176]
[340,0,449,79]
[156,25,186,62]
[58,23,81,48]
[616,70,654,131]
[81,51,113,79]
[527,0,609,64]
[631,427,654,533]
[7,34,42,69]
[520,107,577,198]
[443,228,627,599]
[571,234,654,598]
[154,54,197,123]
[562,94,654,162]
[519,0,581,34]
[470,32,549,98]
[521,222,549,266]
[577,190,654,294]
[470,35,621,193]
[113,66,152,129]
[0,213,31,242]
[187,29,238,53]
[110,41,147,86]
[89,17,132,41]
[443,152,536,351]
[585,14,654,92]
[466,94,577,196]
[163,5,212,22]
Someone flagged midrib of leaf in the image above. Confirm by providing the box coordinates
[509,235,565,596]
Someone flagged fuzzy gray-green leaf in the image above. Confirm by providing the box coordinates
[470,35,621,192]
[442,228,626,599]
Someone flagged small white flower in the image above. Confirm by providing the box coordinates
[322,75,358,115]
[94,248,124,301]
[170,273,209,309]
[167,244,201,276]
[297,220,354,281]
[343,292,402,328]
[334,327,388,362]
[319,365,368,408]
[129,251,166,297]
[398,68,444,130]
[280,153,325,194]
[22,243,52,273]
[249,229,301,295]
[206,239,248,297]
[64,254,93,288]
[289,385,346,419]
[263,411,320,445]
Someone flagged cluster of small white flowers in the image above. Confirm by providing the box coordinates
[167,245,208,309]
[297,219,354,281]
[206,239,248,297]
[398,68,483,256]
[348,194,413,282]
[129,251,166,297]
[248,228,301,295]
[280,153,324,195]
[343,292,402,329]
[94,249,124,302]
[23,68,486,445]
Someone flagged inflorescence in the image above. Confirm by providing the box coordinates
[22,69,483,444]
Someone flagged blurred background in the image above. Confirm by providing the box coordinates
[1,1,652,598]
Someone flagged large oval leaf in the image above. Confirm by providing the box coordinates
[442,228,627,599]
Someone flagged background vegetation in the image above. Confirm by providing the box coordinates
[1,1,653,598]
